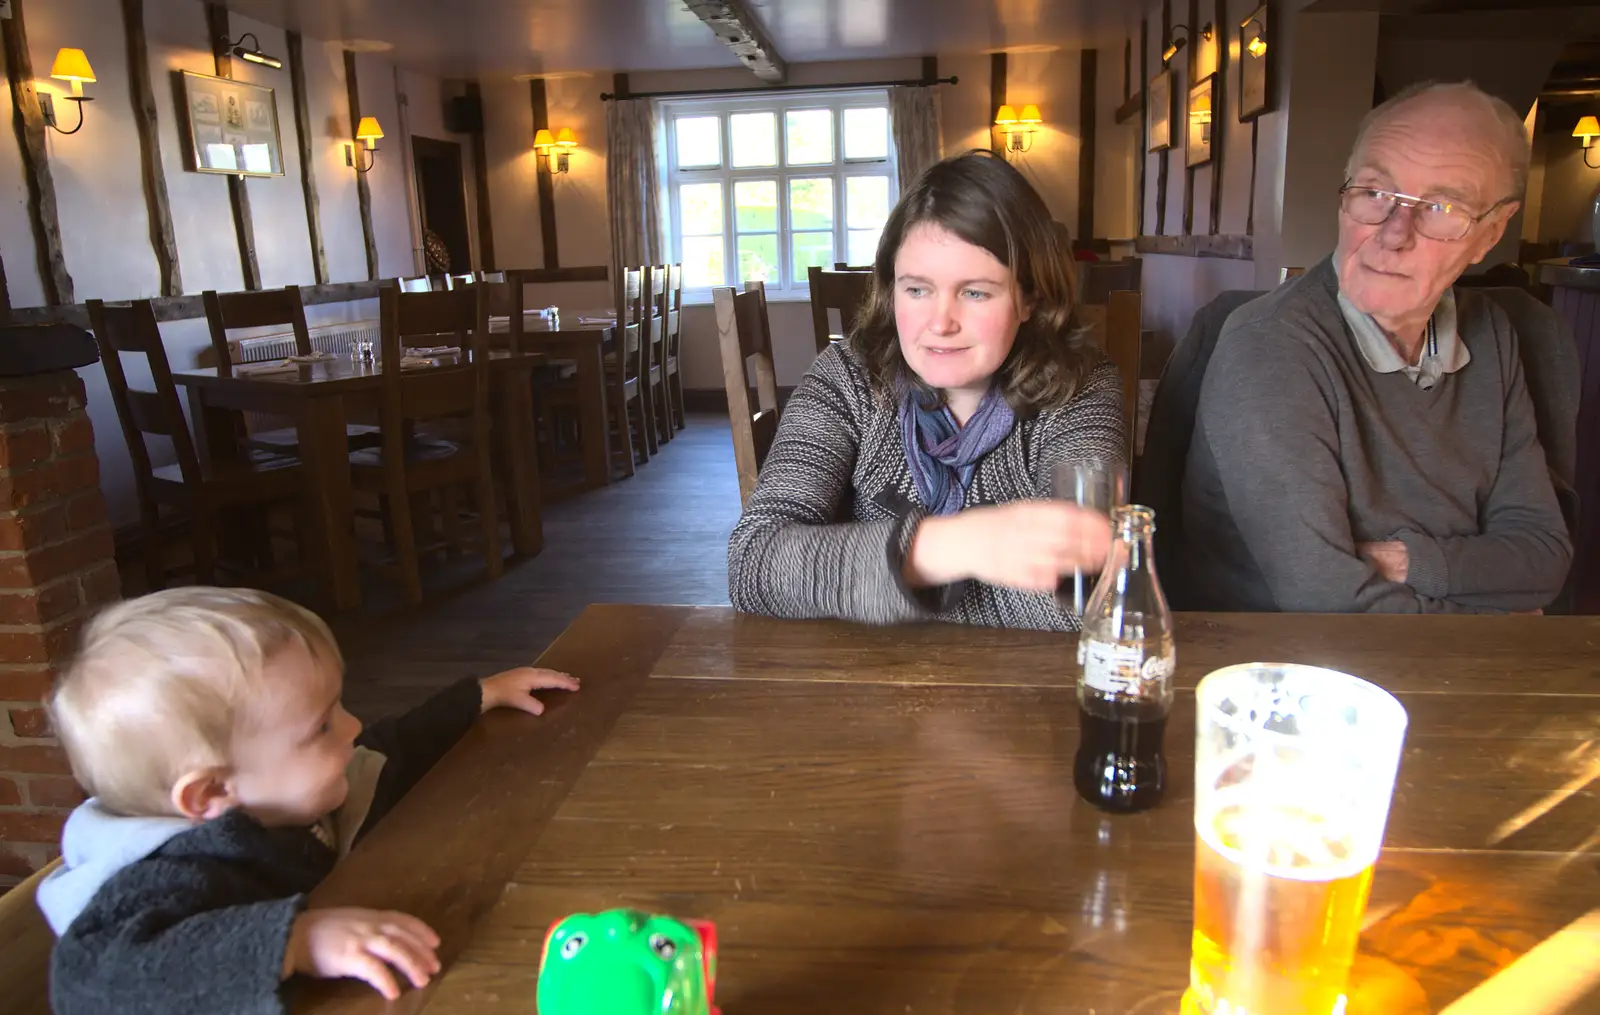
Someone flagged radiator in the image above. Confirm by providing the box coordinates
[230,321,379,364]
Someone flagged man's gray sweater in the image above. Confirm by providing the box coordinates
[1182,258,1571,613]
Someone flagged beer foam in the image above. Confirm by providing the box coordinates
[1196,789,1378,882]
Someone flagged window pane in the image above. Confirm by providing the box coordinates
[789,177,834,230]
[843,107,889,160]
[785,109,834,165]
[738,234,779,282]
[847,229,881,268]
[683,235,726,288]
[734,180,777,232]
[679,182,724,236]
[792,231,835,277]
[846,175,890,229]
[675,116,721,168]
[730,112,777,167]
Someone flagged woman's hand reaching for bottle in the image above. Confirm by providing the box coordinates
[904,501,1113,593]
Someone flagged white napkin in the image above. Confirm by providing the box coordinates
[235,360,299,375]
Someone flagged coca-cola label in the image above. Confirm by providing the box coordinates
[1081,640,1175,695]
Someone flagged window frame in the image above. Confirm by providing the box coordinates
[661,89,898,304]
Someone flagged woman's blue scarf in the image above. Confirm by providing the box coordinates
[899,383,1016,515]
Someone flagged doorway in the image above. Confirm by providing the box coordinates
[412,136,471,275]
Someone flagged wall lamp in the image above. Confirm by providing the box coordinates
[226,33,282,70]
[534,127,578,173]
[1163,23,1212,64]
[993,103,1042,153]
[1575,116,1600,169]
[1241,14,1268,58]
[346,116,384,172]
[41,48,95,135]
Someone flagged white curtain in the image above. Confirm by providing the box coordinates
[605,98,664,301]
[889,86,944,191]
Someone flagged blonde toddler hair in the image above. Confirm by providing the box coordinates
[48,587,343,817]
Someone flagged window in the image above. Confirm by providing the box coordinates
[663,90,897,301]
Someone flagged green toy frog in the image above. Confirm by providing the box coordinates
[537,909,721,1015]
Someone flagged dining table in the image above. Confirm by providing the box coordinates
[490,310,618,492]
[291,608,1600,1015]
[172,348,547,612]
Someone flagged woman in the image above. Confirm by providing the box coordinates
[727,151,1125,631]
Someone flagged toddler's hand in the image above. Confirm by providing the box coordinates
[479,666,580,715]
[285,907,441,1000]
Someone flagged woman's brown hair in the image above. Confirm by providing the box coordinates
[848,150,1095,415]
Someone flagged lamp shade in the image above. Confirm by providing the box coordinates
[1018,104,1042,124]
[1575,115,1600,139]
[555,126,577,147]
[1247,35,1268,57]
[50,48,96,83]
[355,116,384,141]
[533,128,556,150]
[994,104,1018,125]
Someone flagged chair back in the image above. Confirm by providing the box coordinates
[644,265,668,373]
[1076,290,1142,464]
[1079,258,1142,306]
[88,298,205,491]
[713,280,779,505]
[609,267,645,390]
[664,263,684,366]
[482,278,526,354]
[443,273,478,291]
[806,266,871,354]
[378,286,487,429]
[478,270,507,284]
[202,286,311,371]
[398,275,434,293]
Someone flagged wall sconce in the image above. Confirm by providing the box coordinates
[41,48,95,135]
[346,116,383,172]
[993,104,1041,153]
[1575,115,1600,168]
[534,127,578,173]
[226,33,282,69]
[1163,23,1213,64]
[1241,15,1268,58]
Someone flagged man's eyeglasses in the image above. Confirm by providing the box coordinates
[1338,182,1515,242]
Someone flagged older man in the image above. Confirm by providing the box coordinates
[1182,81,1571,613]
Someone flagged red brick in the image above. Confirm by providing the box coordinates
[49,415,94,457]
[0,505,69,553]
[8,707,50,738]
[77,561,122,607]
[0,555,32,590]
[0,529,115,592]
[0,665,56,701]
[0,776,20,807]
[0,744,71,775]
[0,389,79,425]
[0,809,68,843]
[64,492,107,534]
[0,842,37,879]
[0,455,100,508]
[0,425,51,470]
[0,620,77,666]
[0,578,80,626]
[26,775,83,809]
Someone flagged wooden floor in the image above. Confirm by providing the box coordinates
[325,413,741,720]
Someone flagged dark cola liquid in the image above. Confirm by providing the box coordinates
[1073,697,1168,813]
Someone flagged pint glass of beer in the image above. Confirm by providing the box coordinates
[1185,664,1408,1015]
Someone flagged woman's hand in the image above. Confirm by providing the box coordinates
[904,501,1112,593]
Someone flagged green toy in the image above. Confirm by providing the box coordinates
[537,909,721,1015]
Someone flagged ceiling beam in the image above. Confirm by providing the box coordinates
[683,0,786,83]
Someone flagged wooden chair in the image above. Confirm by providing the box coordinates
[807,265,871,354]
[478,270,507,284]
[663,263,686,431]
[714,280,779,505]
[202,286,379,455]
[1079,258,1143,306]
[90,298,306,591]
[398,275,435,293]
[0,857,59,1015]
[1077,290,1142,467]
[348,286,501,604]
[643,264,672,450]
[444,273,477,290]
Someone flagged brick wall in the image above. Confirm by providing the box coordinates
[0,371,121,890]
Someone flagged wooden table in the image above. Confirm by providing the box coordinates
[295,609,1600,1015]
[173,350,546,611]
[492,312,615,491]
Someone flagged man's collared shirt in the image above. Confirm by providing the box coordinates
[1335,284,1469,391]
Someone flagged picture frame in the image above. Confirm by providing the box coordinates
[1239,3,1271,121]
[1187,75,1216,167]
[177,70,284,177]
[1147,69,1174,152]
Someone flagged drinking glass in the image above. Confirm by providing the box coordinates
[1184,664,1409,1015]
[1050,458,1128,615]
[351,339,376,366]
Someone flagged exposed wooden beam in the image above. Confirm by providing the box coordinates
[683,0,785,83]
[1078,49,1097,244]
[12,279,388,328]
[1156,0,1171,235]
[921,55,938,85]
[205,2,261,291]
[990,52,1007,157]
[509,265,609,284]
[1137,19,1148,238]
[123,0,181,297]
[1115,90,1142,124]
[1208,0,1227,236]
[286,31,329,285]
[1181,0,1198,236]
[344,49,379,281]
[1,0,73,305]
[529,78,559,270]
[1135,233,1252,259]
[465,81,496,271]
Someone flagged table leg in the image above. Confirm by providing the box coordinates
[298,396,361,611]
[496,369,544,556]
[575,338,611,489]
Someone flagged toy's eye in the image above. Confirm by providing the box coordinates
[560,933,587,959]
[648,933,676,961]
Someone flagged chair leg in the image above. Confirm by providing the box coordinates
[140,503,165,592]
[473,457,503,580]
[439,486,465,559]
[611,387,636,479]
[654,379,673,445]
[386,475,424,607]
[670,371,686,430]
[640,380,660,456]
[190,508,217,585]
[628,395,651,466]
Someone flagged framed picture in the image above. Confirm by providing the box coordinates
[1187,75,1215,167]
[177,70,284,177]
[1147,69,1174,152]
[1239,3,1271,121]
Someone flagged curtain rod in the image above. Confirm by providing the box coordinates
[600,75,958,101]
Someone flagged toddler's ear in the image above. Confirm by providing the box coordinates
[171,768,237,821]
